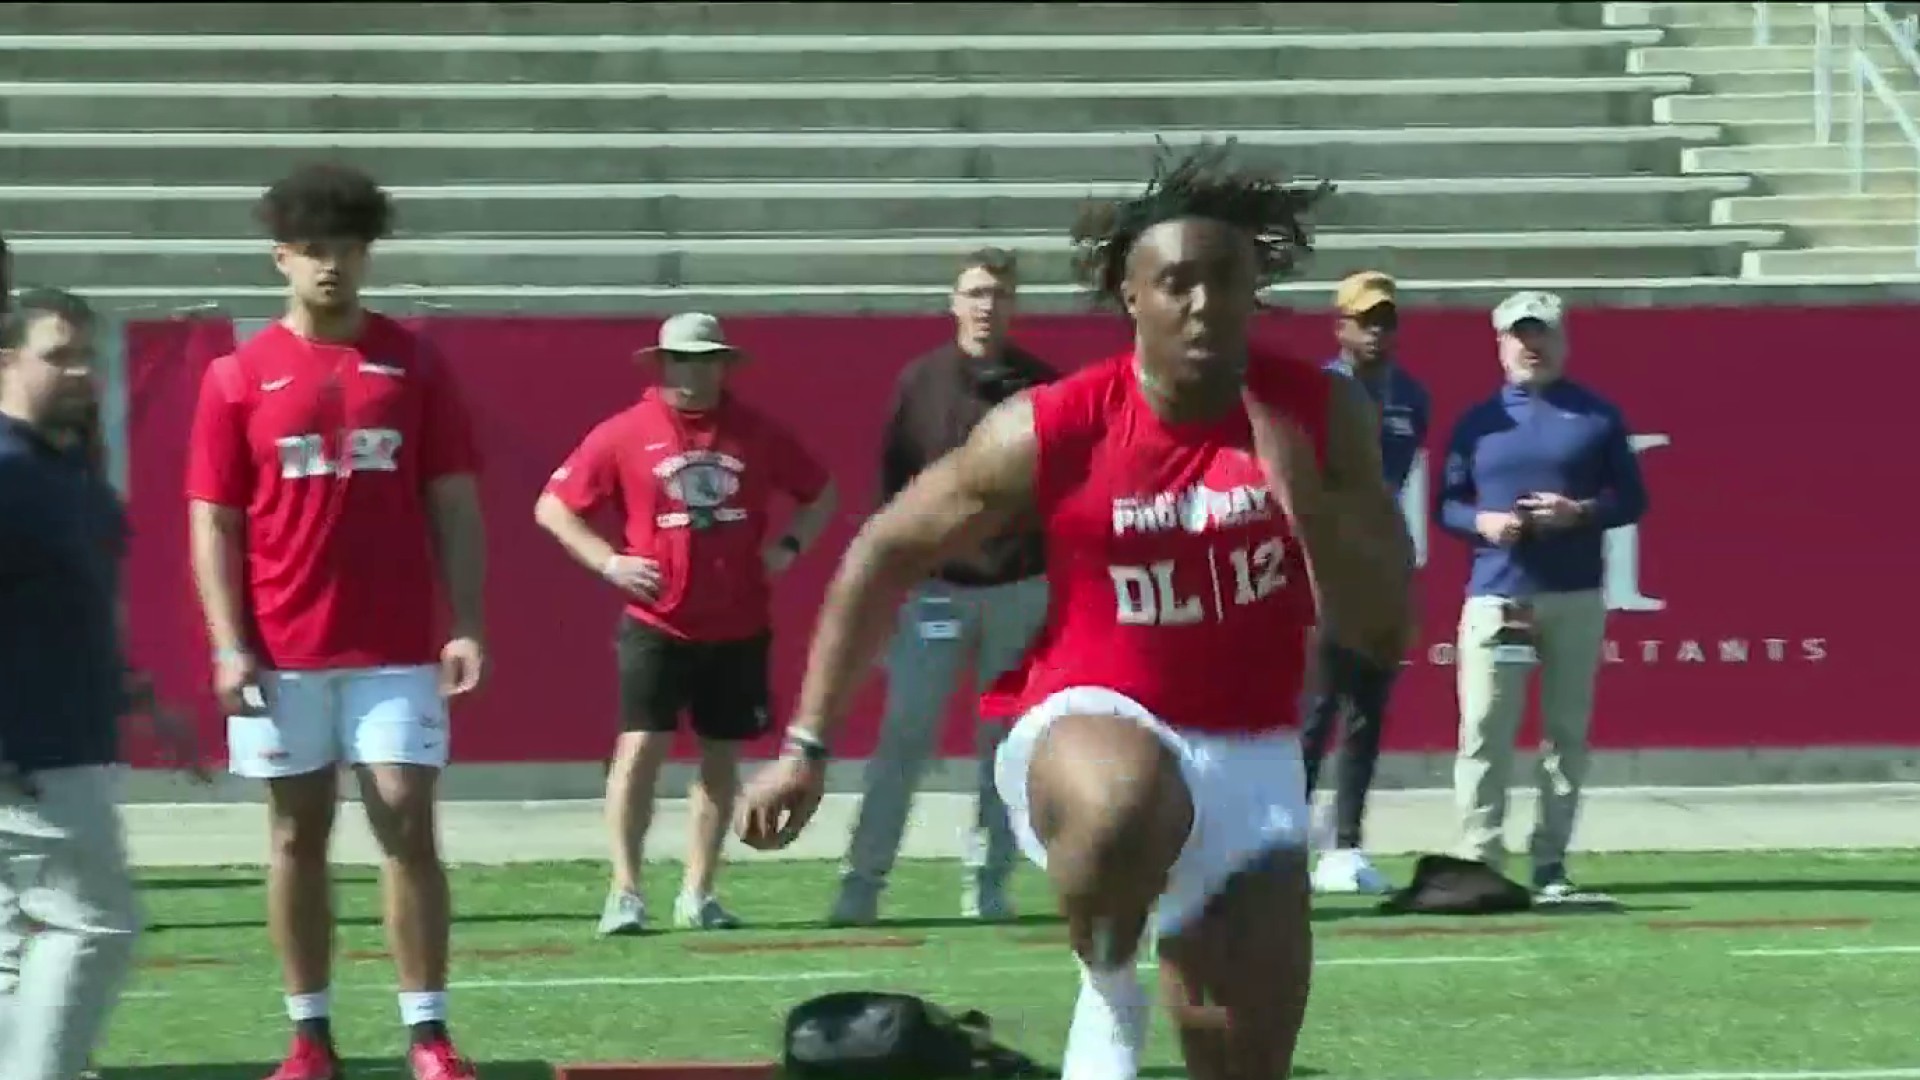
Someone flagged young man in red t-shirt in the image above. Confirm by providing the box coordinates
[535,312,836,935]
[185,165,487,1080]
[735,144,1414,1080]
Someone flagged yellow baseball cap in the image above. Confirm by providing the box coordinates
[1335,271,1397,317]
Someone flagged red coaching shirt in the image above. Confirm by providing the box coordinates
[544,388,829,643]
[185,315,481,671]
[980,349,1332,736]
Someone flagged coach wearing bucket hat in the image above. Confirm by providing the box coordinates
[1434,289,1647,902]
[536,311,839,935]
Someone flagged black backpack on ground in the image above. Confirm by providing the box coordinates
[1376,854,1535,916]
[781,991,1058,1079]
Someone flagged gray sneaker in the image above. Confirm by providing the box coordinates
[828,878,882,927]
[596,889,648,937]
[674,892,743,930]
[963,874,1017,922]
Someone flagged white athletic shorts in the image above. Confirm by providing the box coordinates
[226,665,449,780]
[994,686,1310,938]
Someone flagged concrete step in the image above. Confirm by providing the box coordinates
[1715,118,1910,145]
[1689,71,1836,95]
[1743,244,1920,276]
[1752,166,1920,195]
[0,76,1693,133]
[0,2,1607,35]
[0,127,1721,185]
[1635,41,1916,88]
[1628,44,1822,73]
[0,176,1753,241]
[0,30,1666,84]
[7,229,1782,292]
[1789,219,1920,246]
[1683,140,1919,172]
[63,275,1920,320]
[1607,3,1866,30]
[1713,191,1914,221]
[1663,24,1829,46]
[1657,91,1920,124]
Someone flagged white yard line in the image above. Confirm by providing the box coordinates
[1729,944,1920,958]
[1487,1072,1920,1080]
[119,950,1533,999]
[120,936,1920,1002]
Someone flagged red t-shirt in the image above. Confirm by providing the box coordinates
[184,315,481,670]
[980,350,1332,736]
[544,389,830,643]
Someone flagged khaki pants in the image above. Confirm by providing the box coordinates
[842,577,1049,891]
[1453,590,1607,873]
[0,765,140,1080]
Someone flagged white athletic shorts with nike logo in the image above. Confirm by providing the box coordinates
[226,665,448,779]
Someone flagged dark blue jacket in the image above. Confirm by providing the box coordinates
[1325,358,1429,495]
[1435,379,1648,598]
[0,413,126,773]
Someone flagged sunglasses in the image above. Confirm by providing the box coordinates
[658,349,736,364]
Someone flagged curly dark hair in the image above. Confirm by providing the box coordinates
[1070,138,1333,307]
[255,162,396,244]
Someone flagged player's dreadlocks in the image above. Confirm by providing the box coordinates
[1070,138,1334,307]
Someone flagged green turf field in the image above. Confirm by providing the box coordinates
[101,850,1920,1078]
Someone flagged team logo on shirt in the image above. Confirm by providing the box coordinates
[654,450,747,530]
[274,428,402,479]
[1110,482,1275,537]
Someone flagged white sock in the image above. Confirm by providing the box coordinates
[1062,960,1149,1080]
[398,990,448,1027]
[286,991,330,1023]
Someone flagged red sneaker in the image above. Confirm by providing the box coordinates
[408,1039,478,1080]
[265,1034,341,1080]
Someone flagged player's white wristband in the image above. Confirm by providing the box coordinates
[600,554,622,580]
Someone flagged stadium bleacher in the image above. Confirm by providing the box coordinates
[3,0,1914,317]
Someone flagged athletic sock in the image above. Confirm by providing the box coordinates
[286,991,333,1047]
[1061,960,1148,1080]
[399,991,449,1045]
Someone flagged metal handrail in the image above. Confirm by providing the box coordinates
[1839,3,1920,265]
[1815,3,1836,143]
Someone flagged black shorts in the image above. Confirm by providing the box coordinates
[615,617,774,742]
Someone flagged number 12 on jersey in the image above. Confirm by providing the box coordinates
[1109,537,1289,627]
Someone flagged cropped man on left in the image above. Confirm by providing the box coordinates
[0,288,159,1080]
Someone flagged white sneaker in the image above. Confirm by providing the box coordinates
[1313,848,1394,895]
[674,892,743,930]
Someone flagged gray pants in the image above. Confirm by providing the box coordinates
[0,765,140,1080]
[1454,591,1608,872]
[842,577,1050,889]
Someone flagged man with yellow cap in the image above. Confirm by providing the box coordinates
[1304,270,1429,895]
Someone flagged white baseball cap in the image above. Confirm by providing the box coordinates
[641,311,737,356]
[1492,290,1565,333]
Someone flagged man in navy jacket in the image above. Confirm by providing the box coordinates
[1434,290,1648,899]
[0,288,142,1080]
[1304,271,1428,896]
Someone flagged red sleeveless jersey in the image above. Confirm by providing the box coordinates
[980,349,1333,736]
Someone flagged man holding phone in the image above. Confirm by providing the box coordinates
[1434,290,1649,901]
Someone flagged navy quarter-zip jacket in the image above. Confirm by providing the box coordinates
[1435,379,1649,598]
